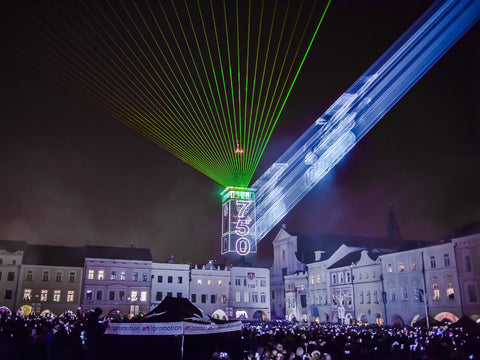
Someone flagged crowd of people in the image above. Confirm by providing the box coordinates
[0,310,478,360]
[237,321,479,360]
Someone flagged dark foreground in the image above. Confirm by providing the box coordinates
[1,313,479,360]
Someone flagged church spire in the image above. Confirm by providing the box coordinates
[387,203,401,246]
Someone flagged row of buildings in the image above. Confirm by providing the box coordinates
[0,241,270,321]
[1,219,479,326]
[272,224,480,327]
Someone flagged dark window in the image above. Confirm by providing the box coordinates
[119,291,125,300]
[177,292,182,298]
[7,272,15,281]
[86,290,93,300]
[466,256,472,272]
[109,291,115,301]
[300,294,307,308]
[96,290,103,300]
[191,294,196,303]
[467,285,478,303]
[211,294,216,303]
[26,270,33,281]
[281,267,287,280]
[69,272,76,282]
[5,290,13,299]
[272,291,275,299]
[201,294,207,303]
[142,273,148,282]
[133,272,139,281]
[168,276,173,283]
[56,272,62,282]
[167,292,173,298]
[158,275,163,283]
[42,271,49,281]
[156,292,163,301]
[178,276,183,284]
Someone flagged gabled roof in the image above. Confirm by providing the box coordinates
[23,244,85,267]
[294,232,396,264]
[328,250,363,269]
[84,245,152,262]
[0,239,27,253]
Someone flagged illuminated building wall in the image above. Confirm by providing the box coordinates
[150,262,190,310]
[0,240,26,313]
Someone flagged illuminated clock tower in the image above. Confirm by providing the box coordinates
[221,187,256,256]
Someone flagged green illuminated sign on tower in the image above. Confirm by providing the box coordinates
[221,187,256,256]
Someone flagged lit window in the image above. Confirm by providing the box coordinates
[317,274,321,284]
[444,254,450,267]
[53,290,61,302]
[120,272,126,280]
[111,271,117,280]
[235,291,241,302]
[67,290,74,302]
[23,289,32,301]
[86,290,93,300]
[131,291,138,301]
[433,284,440,300]
[140,291,147,302]
[98,270,104,280]
[88,270,94,280]
[447,283,454,299]
[311,276,315,285]
[218,280,223,286]
[430,256,436,269]
[41,290,48,302]
[197,279,202,285]
[398,262,405,272]
[387,264,393,273]
[208,279,212,285]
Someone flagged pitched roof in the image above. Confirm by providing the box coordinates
[23,244,85,267]
[293,232,396,264]
[0,239,27,253]
[84,245,152,261]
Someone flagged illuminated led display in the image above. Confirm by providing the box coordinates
[221,187,256,256]
[252,0,480,242]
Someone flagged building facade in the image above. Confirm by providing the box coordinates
[0,240,26,312]
[17,244,84,315]
[453,233,480,320]
[150,262,190,310]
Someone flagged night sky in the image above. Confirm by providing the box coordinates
[1,1,479,266]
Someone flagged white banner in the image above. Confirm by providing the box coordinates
[105,322,183,336]
[183,321,242,335]
[105,321,242,336]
